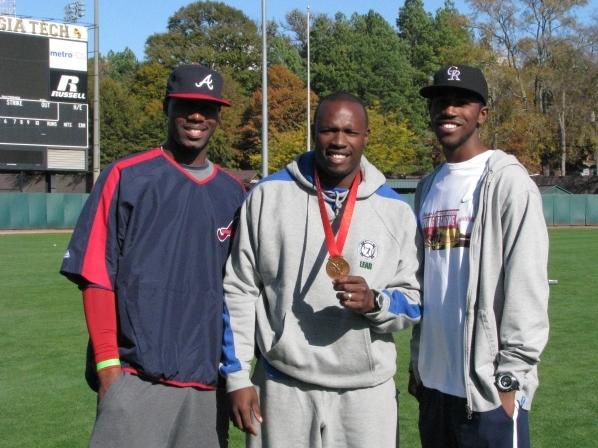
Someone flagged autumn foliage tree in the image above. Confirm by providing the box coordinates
[92,2,596,177]
[241,64,317,169]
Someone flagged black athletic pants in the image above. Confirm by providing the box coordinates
[418,387,530,448]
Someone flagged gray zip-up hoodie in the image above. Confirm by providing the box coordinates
[223,152,422,392]
[411,149,549,412]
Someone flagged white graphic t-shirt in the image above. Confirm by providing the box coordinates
[418,150,493,397]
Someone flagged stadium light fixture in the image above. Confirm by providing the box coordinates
[64,1,85,23]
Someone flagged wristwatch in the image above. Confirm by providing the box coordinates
[371,290,384,312]
[495,373,520,392]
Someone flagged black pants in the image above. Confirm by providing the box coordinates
[418,387,530,448]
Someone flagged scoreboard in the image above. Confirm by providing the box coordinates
[0,15,88,171]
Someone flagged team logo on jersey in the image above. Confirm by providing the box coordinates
[217,220,234,242]
[447,66,461,81]
[195,74,214,90]
[358,240,377,271]
[359,240,378,260]
[63,249,70,259]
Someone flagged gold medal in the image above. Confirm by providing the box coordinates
[315,169,361,280]
[326,256,351,279]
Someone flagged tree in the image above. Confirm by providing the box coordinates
[397,0,437,78]
[366,108,421,176]
[98,76,151,165]
[241,64,317,166]
[267,20,306,80]
[207,69,249,167]
[144,1,261,93]
[468,0,591,173]
[249,126,307,173]
[104,48,138,81]
[310,12,417,121]
[433,1,480,64]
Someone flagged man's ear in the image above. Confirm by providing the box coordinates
[477,105,489,126]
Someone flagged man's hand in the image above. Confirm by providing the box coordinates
[498,390,517,417]
[333,276,376,314]
[229,386,262,436]
[97,366,123,401]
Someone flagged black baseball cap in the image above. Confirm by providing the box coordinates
[420,65,488,105]
[166,64,231,107]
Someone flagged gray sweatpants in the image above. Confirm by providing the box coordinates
[247,361,398,448]
[90,373,228,448]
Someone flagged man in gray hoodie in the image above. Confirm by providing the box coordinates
[221,92,422,447]
[410,65,549,448]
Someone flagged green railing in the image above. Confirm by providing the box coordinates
[0,193,88,229]
[1,192,597,230]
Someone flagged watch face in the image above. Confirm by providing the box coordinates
[497,374,519,391]
[499,375,512,389]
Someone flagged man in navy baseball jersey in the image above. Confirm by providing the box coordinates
[60,64,245,447]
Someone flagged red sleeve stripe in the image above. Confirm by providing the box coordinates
[80,149,163,289]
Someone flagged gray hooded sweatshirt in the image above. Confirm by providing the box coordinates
[222,152,422,392]
[411,149,550,412]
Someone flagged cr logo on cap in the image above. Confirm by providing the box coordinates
[195,74,214,90]
[447,66,461,81]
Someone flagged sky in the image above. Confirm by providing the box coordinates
[9,0,470,59]
[8,0,598,60]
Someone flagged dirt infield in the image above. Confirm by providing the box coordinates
[0,229,73,235]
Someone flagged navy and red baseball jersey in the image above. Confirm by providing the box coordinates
[60,147,245,388]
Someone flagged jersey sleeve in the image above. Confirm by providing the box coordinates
[220,193,263,393]
[60,162,123,290]
[365,202,423,333]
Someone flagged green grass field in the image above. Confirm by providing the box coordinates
[1,229,597,447]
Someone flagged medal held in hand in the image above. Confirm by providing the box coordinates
[325,256,351,279]
[315,169,361,280]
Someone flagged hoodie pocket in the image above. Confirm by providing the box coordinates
[266,311,374,378]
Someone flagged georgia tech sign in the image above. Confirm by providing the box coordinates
[0,15,87,41]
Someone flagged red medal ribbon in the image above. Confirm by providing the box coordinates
[314,169,361,258]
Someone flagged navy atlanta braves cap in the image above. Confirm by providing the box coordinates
[420,64,488,105]
[166,64,231,107]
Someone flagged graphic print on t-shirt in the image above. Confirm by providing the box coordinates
[421,208,473,251]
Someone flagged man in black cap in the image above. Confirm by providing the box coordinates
[61,64,245,447]
[409,64,549,448]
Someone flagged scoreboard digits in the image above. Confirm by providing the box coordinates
[0,98,88,147]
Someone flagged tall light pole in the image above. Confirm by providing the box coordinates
[92,0,100,183]
[261,0,268,178]
[306,2,311,152]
